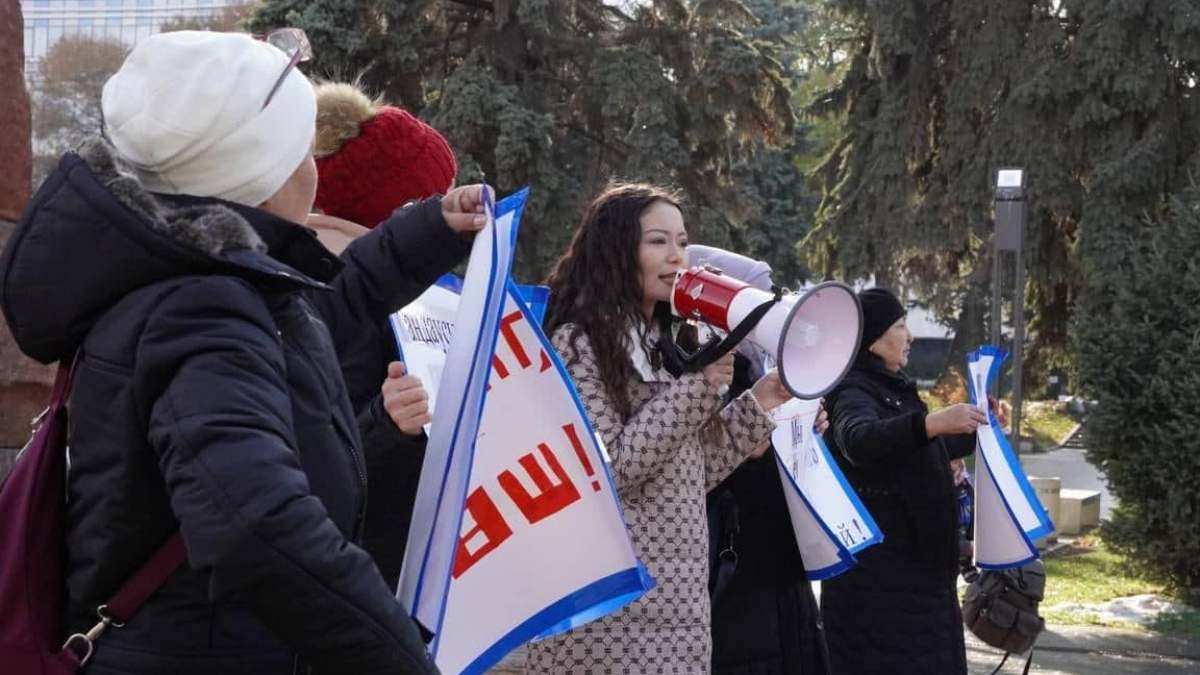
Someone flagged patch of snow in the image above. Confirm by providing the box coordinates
[1045,594,1188,625]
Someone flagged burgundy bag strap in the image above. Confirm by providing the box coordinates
[54,353,187,666]
[33,353,79,431]
[60,533,186,667]
[48,357,76,405]
[103,533,187,623]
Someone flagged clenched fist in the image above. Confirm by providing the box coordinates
[382,361,431,436]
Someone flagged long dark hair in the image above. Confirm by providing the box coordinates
[544,182,685,420]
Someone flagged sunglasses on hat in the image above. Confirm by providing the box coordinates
[254,28,314,110]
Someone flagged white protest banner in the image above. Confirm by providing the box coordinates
[400,187,518,645]
[389,276,548,434]
[396,189,653,674]
[388,277,458,432]
[771,397,882,579]
[967,346,1054,569]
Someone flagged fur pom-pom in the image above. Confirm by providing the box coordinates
[314,82,382,158]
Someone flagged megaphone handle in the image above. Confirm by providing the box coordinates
[662,295,779,373]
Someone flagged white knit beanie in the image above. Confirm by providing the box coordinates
[101,31,317,207]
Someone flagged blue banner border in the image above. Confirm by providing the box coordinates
[966,345,1055,569]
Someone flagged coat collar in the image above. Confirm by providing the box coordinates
[628,321,672,383]
[158,193,343,286]
[70,138,335,291]
[851,351,918,392]
[2,138,334,363]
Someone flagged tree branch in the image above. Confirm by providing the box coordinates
[445,0,493,12]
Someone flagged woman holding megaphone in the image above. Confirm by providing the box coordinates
[530,183,788,674]
[820,288,989,675]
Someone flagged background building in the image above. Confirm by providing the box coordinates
[22,0,240,80]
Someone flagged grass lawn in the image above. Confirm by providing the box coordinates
[1037,535,1200,635]
[918,391,1077,453]
[1021,401,1078,451]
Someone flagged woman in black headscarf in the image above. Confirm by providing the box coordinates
[820,289,989,675]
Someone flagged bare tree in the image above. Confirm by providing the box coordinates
[29,36,128,187]
[160,1,259,33]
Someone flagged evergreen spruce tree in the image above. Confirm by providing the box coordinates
[1066,0,1200,588]
[804,0,1073,372]
[249,0,816,281]
[1078,183,1200,588]
[810,0,1200,583]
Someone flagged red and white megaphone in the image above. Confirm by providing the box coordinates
[670,268,862,398]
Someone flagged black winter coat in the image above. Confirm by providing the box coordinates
[819,353,975,675]
[0,140,467,674]
[356,393,427,590]
[708,356,830,675]
[336,218,445,591]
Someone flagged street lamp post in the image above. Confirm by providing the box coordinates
[993,168,1026,451]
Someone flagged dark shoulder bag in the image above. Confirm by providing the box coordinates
[962,560,1046,675]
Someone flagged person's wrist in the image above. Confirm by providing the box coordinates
[924,412,940,438]
[745,388,773,417]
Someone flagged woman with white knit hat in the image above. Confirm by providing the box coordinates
[1,30,486,674]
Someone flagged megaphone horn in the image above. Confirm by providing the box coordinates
[669,268,863,399]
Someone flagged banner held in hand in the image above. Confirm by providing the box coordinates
[967,345,1054,569]
[395,189,652,674]
[770,396,882,580]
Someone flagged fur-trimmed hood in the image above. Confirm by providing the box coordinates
[1,138,333,364]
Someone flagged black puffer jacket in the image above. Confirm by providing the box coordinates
[0,140,467,675]
[336,217,447,591]
[709,456,830,675]
[819,352,975,675]
[708,356,829,675]
[357,396,427,590]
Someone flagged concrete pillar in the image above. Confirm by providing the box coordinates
[1028,475,1061,548]
[0,4,30,481]
[0,0,31,222]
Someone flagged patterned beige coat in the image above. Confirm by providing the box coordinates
[526,326,776,674]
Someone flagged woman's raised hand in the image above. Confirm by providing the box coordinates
[814,401,830,435]
[702,352,735,392]
[441,184,493,233]
[382,361,432,436]
[750,369,793,412]
[925,403,989,438]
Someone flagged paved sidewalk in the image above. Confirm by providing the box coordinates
[491,624,1200,674]
[1020,445,1113,520]
[967,624,1200,674]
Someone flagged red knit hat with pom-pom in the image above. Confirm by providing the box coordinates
[313,82,457,228]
